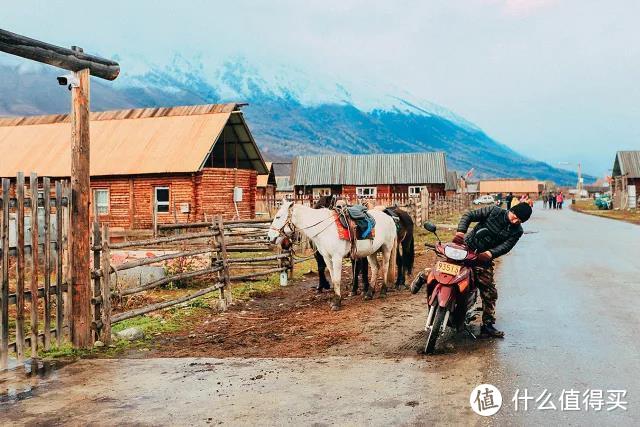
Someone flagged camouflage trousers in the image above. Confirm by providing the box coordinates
[473,261,497,324]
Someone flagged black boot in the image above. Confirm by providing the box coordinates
[481,323,505,338]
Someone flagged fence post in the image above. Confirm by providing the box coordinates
[1,178,10,369]
[100,225,111,345]
[92,220,102,342]
[215,215,232,307]
[29,173,39,356]
[42,177,52,350]
[16,172,26,362]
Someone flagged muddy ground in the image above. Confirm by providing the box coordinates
[148,250,445,359]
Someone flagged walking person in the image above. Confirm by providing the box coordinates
[557,191,564,209]
[550,192,557,209]
[542,193,548,209]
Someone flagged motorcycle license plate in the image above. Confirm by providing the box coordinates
[436,261,461,276]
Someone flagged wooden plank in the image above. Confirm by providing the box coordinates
[1,178,10,369]
[100,225,111,345]
[70,68,92,349]
[108,230,219,250]
[16,172,26,362]
[93,247,215,277]
[92,221,101,342]
[111,281,225,324]
[0,29,120,80]
[216,215,232,306]
[43,177,52,349]
[29,173,39,356]
[119,266,223,297]
[55,181,64,346]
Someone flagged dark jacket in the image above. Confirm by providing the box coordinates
[457,205,523,258]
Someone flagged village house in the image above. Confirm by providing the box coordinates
[291,152,448,199]
[478,178,543,199]
[256,162,276,201]
[611,150,640,209]
[0,103,269,229]
[445,171,460,197]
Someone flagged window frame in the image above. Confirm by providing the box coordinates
[356,186,377,198]
[92,188,110,215]
[312,187,332,198]
[408,186,426,197]
[154,186,171,214]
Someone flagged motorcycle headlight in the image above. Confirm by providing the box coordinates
[444,246,468,261]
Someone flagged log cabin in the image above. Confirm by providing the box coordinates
[0,103,268,230]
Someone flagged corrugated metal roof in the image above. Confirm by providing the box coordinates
[445,171,459,191]
[291,152,447,186]
[0,103,268,177]
[613,151,640,178]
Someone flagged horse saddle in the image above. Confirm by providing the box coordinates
[336,205,376,240]
[383,207,402,231]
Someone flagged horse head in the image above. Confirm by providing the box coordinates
[267,200,294,244]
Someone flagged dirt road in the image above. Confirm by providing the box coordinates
[2,204,639,425]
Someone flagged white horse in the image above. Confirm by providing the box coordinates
[267,201,397,310]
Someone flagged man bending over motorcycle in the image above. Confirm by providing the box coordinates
[453,202,532,338]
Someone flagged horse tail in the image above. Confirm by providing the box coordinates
[387,236,398,286]
[402,233,415,275]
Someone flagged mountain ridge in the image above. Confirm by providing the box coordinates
[0,57,586,184]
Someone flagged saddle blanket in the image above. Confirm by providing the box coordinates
[334,212,375,241]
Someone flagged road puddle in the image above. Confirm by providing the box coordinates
[0,359,70,403]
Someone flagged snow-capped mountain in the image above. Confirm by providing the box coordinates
[0,54,583,184]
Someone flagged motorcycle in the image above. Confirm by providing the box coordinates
[411,222,487,354]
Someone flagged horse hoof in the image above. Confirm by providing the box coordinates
[380,287,388,298]
[364,290,374,300]
[395,284,407,291]
[330,297,342,310]
[348,291,357,297]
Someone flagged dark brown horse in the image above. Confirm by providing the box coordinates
[313,196,415,296]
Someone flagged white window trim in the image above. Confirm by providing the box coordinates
[312,187,332,197]
[408,186,426,197]
[155,187,170,214]
[93,189,109,215]
[356,186,377,198]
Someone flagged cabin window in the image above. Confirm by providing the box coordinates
[93,189,109,214]
[356,187,377,198]
[312,187,331,198]
[408,186,426,197]
[155,187,170,213]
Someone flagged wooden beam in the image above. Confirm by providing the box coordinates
[0,29,119,80]
[70,67,92,349]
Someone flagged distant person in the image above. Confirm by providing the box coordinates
[505,192,514,209]
[550,192,557,209]
[557,192,564,209]
[542,193,548,209]
[496,193,503,207]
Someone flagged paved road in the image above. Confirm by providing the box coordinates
[485,203,640,425]
[1,204,638,425]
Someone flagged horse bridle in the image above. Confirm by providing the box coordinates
[270,204,335,239]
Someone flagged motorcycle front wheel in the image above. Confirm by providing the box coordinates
[424,305,446,354]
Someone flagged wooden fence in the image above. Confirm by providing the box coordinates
[0,173,71,370]
[90,217,297,345]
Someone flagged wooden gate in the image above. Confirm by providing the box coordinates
[0,173,71,369]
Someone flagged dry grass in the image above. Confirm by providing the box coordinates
[571,199,640,225]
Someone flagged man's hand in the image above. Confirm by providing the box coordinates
[477,251,493,263]
[453,232,465,245]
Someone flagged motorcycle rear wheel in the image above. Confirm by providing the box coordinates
[425,305,446,354]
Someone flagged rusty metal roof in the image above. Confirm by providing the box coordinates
[291,152,447,186]
[0,103,268,177]
[613,151,640,178]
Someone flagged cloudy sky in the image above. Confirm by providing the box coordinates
[3,0,639,175]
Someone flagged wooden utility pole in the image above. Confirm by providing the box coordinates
[0,29,119,349]
[70,55,92,347]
